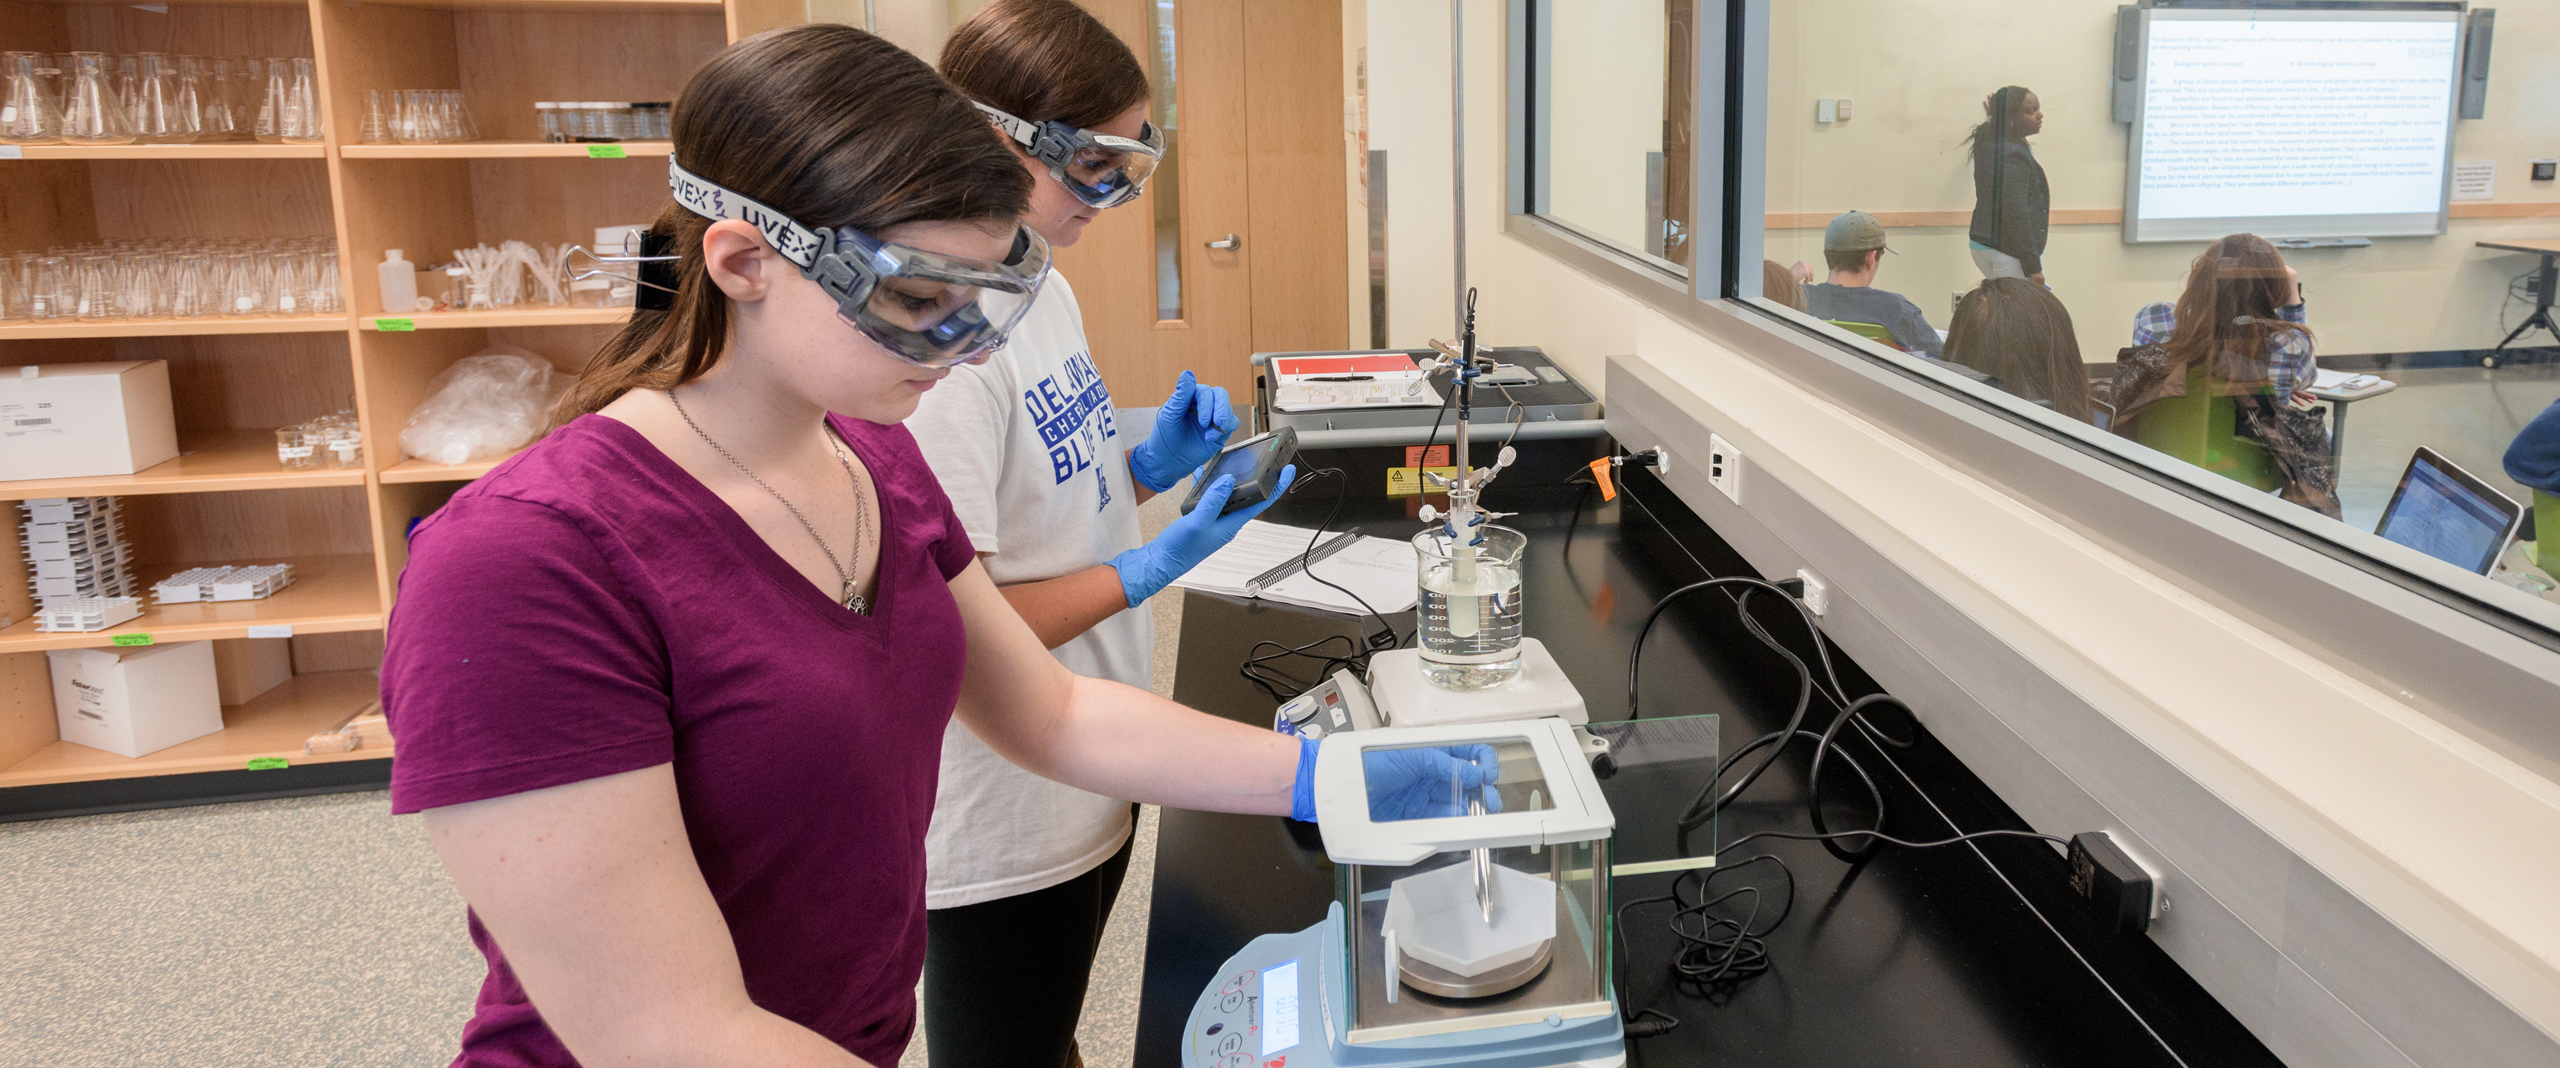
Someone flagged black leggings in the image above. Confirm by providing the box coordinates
[922,823,1136,1068]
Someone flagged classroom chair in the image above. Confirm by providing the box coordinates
[2133,364,2280,492]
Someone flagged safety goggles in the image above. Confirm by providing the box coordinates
[973,100,1164,210]
[668,157,1052,367]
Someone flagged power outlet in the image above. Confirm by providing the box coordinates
[1706,434,1743,503]
[1793,568,1829,616]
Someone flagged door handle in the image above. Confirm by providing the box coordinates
[1205,233,1241,251]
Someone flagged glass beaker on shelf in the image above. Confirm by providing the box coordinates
[73,255,120,320]
[279,58,322,144]
[128,53,196,144]
[117,254,167,320]
[2,51,62,144]
[1412,521,1527,690]
[267,251,307,315]
[220,252,267,317]
[60,52,135,145]
[275,425,316,470]
[305,250,342,314]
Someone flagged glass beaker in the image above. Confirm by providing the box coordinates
[1412,522,1528,690]
[128,53,195,143]
[2,52,62,144]
[73,255,119,320]
[118,253,167,320]
[172,56,208,139]
[275,425,316,470]
[267,251,306,315]
[60,52,135,145]
[305,250,341,314]
[279,58,322,144]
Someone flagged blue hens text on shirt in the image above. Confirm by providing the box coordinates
[1023,352,1118,486]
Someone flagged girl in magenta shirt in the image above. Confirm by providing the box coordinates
[380,26,1334,1067]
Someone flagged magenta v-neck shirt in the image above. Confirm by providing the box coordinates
[382,413,977,1067]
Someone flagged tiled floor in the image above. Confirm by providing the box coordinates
[0,489,1193,1068]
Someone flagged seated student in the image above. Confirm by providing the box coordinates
[2504,399,2560,500]
[1802,211,1943,357]
[1942,277,2094,423]
[2130,233,2315,404]
[1762,259,1807,312]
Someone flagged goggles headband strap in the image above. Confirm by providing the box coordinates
[971,100,1047,152]
[667,158,827,271]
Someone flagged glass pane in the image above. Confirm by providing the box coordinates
[1148,0,1184,321]
[1361,738,1548,823]
[1754,0,2560,621]
[1526,0,1692,273]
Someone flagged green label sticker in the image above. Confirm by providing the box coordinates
[246,757,290,770]
[110,633,153,647]
[374,317,415,332]
[587,144,628,159]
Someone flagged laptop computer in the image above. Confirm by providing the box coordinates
[2373,447,2525,575]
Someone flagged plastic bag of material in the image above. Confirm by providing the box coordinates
[400,349,563,466]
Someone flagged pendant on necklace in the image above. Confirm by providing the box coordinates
[844,590,870,614]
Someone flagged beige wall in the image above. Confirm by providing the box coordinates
[1764,0,2560,363]
[807,0,988,56]
[1543,4,1666,255]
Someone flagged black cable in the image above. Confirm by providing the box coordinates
[1716,827,2071,853]
[1235,468,1401,702]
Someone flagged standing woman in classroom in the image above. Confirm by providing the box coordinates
[1967,85,2051,287]
[907,2,1276,1066]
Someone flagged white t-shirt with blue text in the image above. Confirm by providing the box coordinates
[904,274,1149,909]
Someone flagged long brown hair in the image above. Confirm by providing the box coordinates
[941,0,1151,130]
[1761,260,1806,312]
[1943,278,2094,422]
[556,25,1032,421]
[2161,233,2311,389]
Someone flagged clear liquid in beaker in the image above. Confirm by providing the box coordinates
[1417,557,1524,690]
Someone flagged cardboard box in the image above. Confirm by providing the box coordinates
[0,362,180,482]
[48,640,223,758]
[212,637,293,706]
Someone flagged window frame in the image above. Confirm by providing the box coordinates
[1502,0,2560,772]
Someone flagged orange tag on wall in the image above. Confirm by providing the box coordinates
[1587,458,1617,501]
[1405,445,1451,468]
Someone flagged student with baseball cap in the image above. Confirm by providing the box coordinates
[1803,210,1943,357]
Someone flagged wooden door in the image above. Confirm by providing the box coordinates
[1064,0,1347,401]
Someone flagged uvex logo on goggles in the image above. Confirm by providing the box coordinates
[669,161,824,270]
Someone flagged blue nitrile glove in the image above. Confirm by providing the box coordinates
[1127,370,1237,493]
[1362,745,1502,821]
[1109,465,1295,606]
[1291,736,1321,821]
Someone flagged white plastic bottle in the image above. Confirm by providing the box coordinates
[377,249,418,315]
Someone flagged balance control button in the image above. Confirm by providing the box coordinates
[1219,992,1244,1013]
[1218,1033,1243,1055]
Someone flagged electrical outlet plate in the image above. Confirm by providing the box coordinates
[1706,434,1742,503]
[1646,446,1671,475]
[1794,568,1829,616]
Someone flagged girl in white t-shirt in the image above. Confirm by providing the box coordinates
[904,3,1287,1065]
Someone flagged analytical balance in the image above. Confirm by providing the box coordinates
[1182,720,1623,1068]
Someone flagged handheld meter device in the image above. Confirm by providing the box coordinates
[1181,426,1299,517]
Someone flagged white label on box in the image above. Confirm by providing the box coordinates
[246,624,294,638]
[0,401,65,437]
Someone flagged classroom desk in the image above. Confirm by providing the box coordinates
[1132,446,2280,1068]
[2478,238,2560,364]
[2309,375,2399,465]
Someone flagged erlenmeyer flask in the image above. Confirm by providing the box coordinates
[168,254,217,318]
[306,251,342,314]
[359,89,390,144]
[268,251,306,315]
[277,58,321,144]
[129,53,194,144]
[254,58,283,142]
[74,255,120,320]
[115,54,141,130]
[443,90,477,142]
[172,56,207,141]
[220,252,265,317]
[29,256,71,320]
[60,52,135,145]
[120,254,167,320]
[2,52,62,144]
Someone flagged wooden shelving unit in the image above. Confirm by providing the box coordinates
[0,0,797,809]
[339,140,672,159]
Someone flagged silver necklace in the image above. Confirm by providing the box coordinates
[670,389,873,614]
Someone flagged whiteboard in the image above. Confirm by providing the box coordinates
[2124,3,2465,243]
